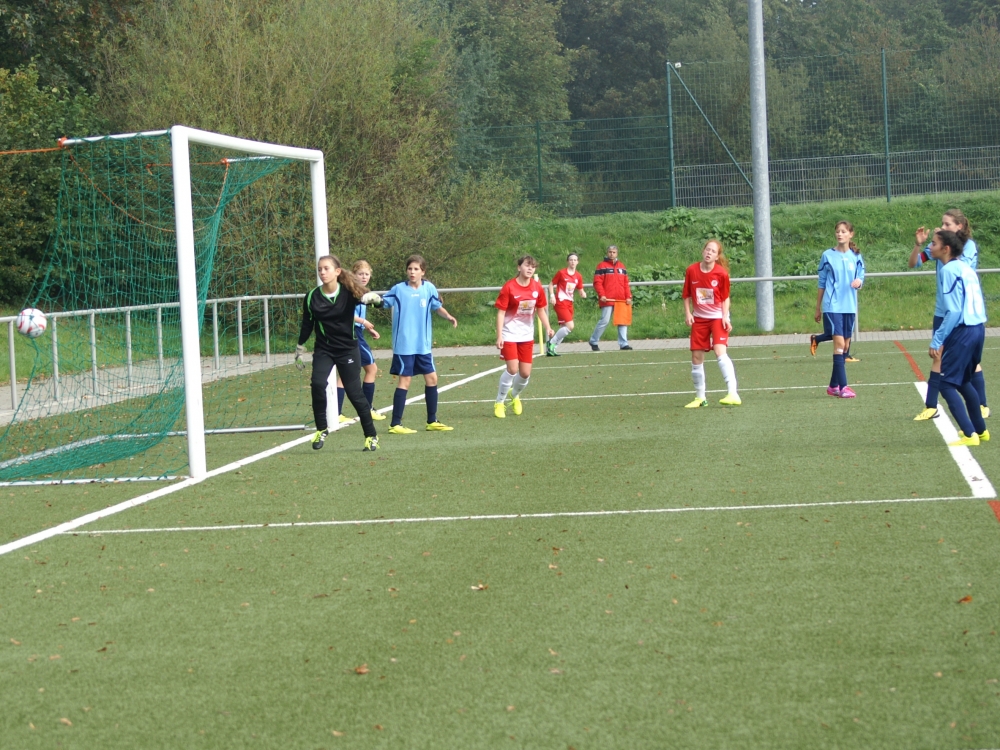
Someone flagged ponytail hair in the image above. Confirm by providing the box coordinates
[835,220,860,254]
[943,209,971,243]
[935,229,965,260]
[704,238,729,272]
[317,254,370,298]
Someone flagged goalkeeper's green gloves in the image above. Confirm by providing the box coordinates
[361,292,382,305]
[294,344,306,370]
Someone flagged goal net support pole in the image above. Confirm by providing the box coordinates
[169,126,329,479]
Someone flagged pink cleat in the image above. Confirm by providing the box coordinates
[826,386,841,397]
[840,386,857,398]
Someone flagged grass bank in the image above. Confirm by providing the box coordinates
[415,190,1000,348]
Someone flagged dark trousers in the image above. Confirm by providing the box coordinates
[311,347,376,437]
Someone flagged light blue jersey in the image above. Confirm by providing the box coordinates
[354,302,367,337]
[818,249,865,314]
[914,238,978,316]
[931,260,988,350]
[381,280,443,355]
[962,238,978,270]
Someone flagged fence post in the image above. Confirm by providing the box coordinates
[882,48,892,203]
[535,121,544,205]
[666,63,677,208]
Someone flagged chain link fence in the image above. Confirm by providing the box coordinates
[457,45,1000,215]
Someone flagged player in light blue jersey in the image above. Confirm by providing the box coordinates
[335,260,386,423]
[927,229,988,446]
[815,221,865,399]
[380,254,458,434]
[909,208,987,421]
[811,222,864,361]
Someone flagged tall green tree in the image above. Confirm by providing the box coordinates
[448,0,571,127]
[100,0,528,279]
[0,0,145,91]
[0,65,103,302]
[559,0,680,119]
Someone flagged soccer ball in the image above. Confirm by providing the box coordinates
[16,308,47,338]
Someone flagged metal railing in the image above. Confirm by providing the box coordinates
[5,267,999,411]
[2,293,305,411]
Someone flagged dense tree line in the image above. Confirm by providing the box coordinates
[1,0,999,301]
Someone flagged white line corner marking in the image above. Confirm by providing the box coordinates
[914,381,996,498]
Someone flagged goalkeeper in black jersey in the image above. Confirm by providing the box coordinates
[296,255,383,451]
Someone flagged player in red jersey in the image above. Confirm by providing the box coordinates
[545,252,587,356]
[682,239,741,408]
[494,255,553,418]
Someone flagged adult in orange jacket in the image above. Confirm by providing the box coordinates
[588,245,633,351]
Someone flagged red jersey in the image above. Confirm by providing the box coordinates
[495,277,547,342]
[551,268,584,303]
[683,262,730,319]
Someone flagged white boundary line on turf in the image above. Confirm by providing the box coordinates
[914,381,996,498]
[439,381,917,405]
[533,345,1000,371]
[0,366,507,558]
[69,495,980,536]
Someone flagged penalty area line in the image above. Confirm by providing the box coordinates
[73,494,979,536]
[0,365,507,558]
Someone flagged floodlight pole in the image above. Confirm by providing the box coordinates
[748,0,774,331]
[170,126,328,480]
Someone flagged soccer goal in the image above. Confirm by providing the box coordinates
[0,127,329,483]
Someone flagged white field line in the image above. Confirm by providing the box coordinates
[914,381,996,499]
[533,345,1000,371]
[440,381,916,405]
[1,476,180,487]
[72,495,979,536]
[0,365,506,557]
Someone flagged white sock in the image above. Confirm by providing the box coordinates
[510,375,530,398]
[551,326,570,346]
[496,371,515,402]
[692,364,706,399]
[717,353,738,395]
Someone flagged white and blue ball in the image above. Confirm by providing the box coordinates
[16,308,47,338]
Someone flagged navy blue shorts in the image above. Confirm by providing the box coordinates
[822,312,855,338]
[390,353,435,377]
[821,313,834,337]
[932,315,944,333]
[357,333,375,367]
[940,323,985,387]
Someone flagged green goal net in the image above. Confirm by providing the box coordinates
[0,129,322,483]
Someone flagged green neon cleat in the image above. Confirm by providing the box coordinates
[311,429,329,450]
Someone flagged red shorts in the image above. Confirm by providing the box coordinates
[690,317,729,351]
[501,340,534,363]
[554,301,574,325]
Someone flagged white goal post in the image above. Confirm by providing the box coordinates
[173,127,328,479]
[59,126,330,480]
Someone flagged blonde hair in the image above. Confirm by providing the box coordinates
[352,259,373,275]
[703,239,729,272]
[317,255,369,298]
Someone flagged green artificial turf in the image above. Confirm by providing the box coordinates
[2,343,999,748]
